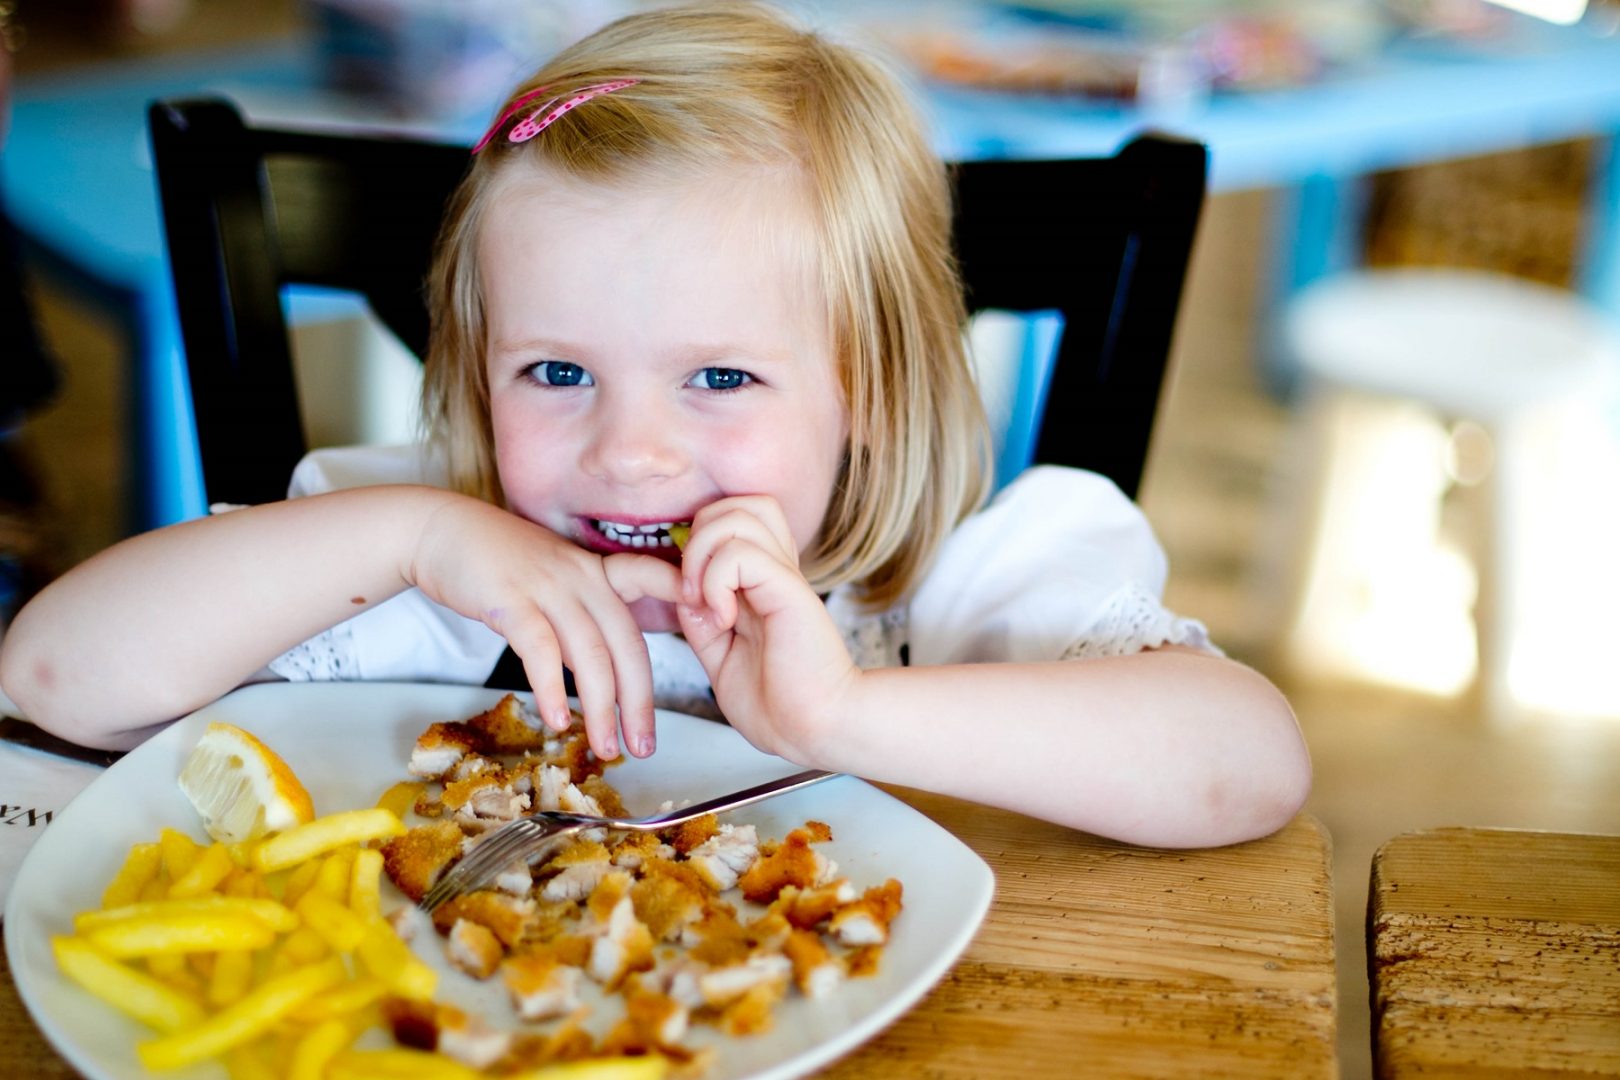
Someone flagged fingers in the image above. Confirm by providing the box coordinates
[499,579,660,762]
[678,498,799,628]
[488,609,574,734]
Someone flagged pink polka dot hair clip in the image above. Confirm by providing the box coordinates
[471,79,640,155]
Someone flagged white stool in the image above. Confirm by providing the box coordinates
[1269,267,1620,718]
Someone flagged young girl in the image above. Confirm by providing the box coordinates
[0,2,1309,848]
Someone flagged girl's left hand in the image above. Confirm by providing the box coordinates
[674,496,860,764]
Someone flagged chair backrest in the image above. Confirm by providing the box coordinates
[951,139,1206,498]
[150,97,1205,507]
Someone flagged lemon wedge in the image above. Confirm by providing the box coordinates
[669,523,691,551]
[177,722,315,843]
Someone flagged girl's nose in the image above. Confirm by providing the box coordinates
[579,394,688,485]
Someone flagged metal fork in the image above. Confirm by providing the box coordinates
[418,768,840,912]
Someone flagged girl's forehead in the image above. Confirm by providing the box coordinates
[478,160,826,316]
[478,160,831,356]
[484,159,816,241]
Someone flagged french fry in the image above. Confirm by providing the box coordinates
[355,917,436,1000]
[271,926,330,971]
[252,809,404,873]
[136,956,347,1071]
[349,848,384,918]
[287,976,387,1023]
[223,1040,281,1080]
[287,1018,356,1080]
[101,843,163,909]
[295,890,367,952]
[279,855,324,907]
[208,949,255,1008]
[326,1048,482,1080]
[169,842,236,898]
[145,951,194,988]
[314,846,355,902]
[86,912,276,957]
[509,1058,671,1080]
[375,780,424,821]
[158,827,202,881]
[51,936,206,1033]
[76,896,298,935]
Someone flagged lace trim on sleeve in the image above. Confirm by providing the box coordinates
[267,621,361,682]
[1060,583,1220,661]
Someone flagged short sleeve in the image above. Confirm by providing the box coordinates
[266,443,506,684]
[907,466,1217,666]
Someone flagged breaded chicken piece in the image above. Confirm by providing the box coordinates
[380,820,468,902]
[829,878,904,946]
[697,953,792,1010]
[431,890,538,948]
[539,839,614,903]
[532,763,603,817]
[502,945,586,1020]
[408,722,483,780]
[443,768,532,824]
[381,999,512,1069]
[784,928,843,998]
[736,823,837,903]
[663,813,718,855]
[630,859,712,942]
[446,917,503,979]
[493,861,533,897]
[687,823,759,892]
[610,832,675,870]
[468,693,552,755]
[577,774,628,818]
[778,879,858,929]
[496,1013,597,1073]
[584,872,655,988]
[718,978,786,1036]
[598,980,690,1053]
[744,907,793,953]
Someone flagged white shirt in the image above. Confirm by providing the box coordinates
[268,445,1215,718]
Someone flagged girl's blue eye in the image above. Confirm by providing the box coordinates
[533,361,592,388]
[691,367,751,391]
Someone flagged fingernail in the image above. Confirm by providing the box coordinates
[637,734,655,757]
[682,577,699,603]
[599,737,619,760]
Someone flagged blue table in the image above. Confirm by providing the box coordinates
[7,21,1620,531]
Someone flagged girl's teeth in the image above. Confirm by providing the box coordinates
[595,519,682,547]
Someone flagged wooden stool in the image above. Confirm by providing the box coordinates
[1368,828,1620,1077]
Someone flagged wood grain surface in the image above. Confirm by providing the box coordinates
[820,792,1337,1078]
[1369,827,1620,1078]
[3,800,1338,1079]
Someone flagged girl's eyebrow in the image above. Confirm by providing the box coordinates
[493,337,793,366]
[490,336,587,358]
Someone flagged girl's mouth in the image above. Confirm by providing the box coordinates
[586,518,689,552]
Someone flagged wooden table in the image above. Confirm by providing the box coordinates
[1369,828,1620,1078]
[3,803,1337,1078]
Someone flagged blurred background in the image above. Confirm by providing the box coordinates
[3,2,1620,1075]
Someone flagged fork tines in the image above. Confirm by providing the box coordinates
[419,819,556,912]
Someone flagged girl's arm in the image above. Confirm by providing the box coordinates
[677,497,1311,849]
[0,485,674,756]
[798,648,1309,849]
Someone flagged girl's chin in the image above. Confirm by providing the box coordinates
[628,597,682,634]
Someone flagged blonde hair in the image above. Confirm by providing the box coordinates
[423,1,990,607]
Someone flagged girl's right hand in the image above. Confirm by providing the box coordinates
[407,495,680,761]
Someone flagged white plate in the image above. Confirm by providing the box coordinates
[6,682,993,1080]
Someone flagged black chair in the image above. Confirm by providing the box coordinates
[150,96,1205,507]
